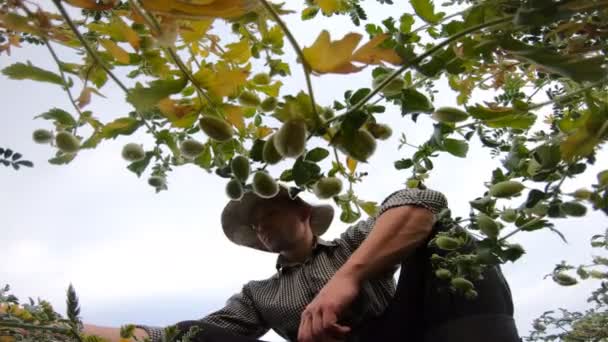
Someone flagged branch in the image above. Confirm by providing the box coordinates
[528,79,608,111]
[51,0,128,94]
[344,16,513,116]
[52,0,159,136]
[258,0,319,118]
[18,3,84,134]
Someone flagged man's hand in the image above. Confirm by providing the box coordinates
[297,273,359,342]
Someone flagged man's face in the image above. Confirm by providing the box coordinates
[251,200,310,252]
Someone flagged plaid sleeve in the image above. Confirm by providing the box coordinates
[136,285,268,342]
[192,284,268,338]
[376,187,448,219]
[338,188,448,251]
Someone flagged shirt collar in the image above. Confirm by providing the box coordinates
[275,237,337,272]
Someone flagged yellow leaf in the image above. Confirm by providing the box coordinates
[157,98,199,128]
[112,15,140,50]
[315,0,343,14]
[181,19,214,43]
[0,13,41,36]
[302,30,363,74]
[347,157,357,174]
[141,0,259,19]
[99,39,130,64]
[254,80,282,97]
[76,87,104,108]
[223,104,245,130]
[255,126,273,138]
[194,64,249,98]
[223,39,251,64]
[352,33,402,65]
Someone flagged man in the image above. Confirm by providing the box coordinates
[86,185,520,341]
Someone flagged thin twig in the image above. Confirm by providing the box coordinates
[52,0,128,93]
[258,0,319,118]
[344,16,513,116]
[499,228,521,242]
[18,3,84,134]
[411,9,467,35]
[166,47,212,104]
[44,41,85,134]
[528,79,608,111]
[129,0,215,108]
[187,45,202,69]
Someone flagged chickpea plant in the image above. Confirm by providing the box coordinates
[1,0,608,340]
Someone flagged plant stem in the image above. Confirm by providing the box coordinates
[411,9,467,35]
[18,3,84,134]
[44,40,84,133]
[130,0,215,109]
[344,16,513,117]
[0,321,71,334]
[528,79,608,111]
[188,45,202,69]
[499,228,521,242]
[53,0,161,136]
[258,0,318,117]
[166,47,213,104]
[52,0,128,94]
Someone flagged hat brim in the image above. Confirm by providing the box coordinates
[221,186,334,252]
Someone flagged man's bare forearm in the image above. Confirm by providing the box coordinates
[83,323,149,342]
[337,205,435,283]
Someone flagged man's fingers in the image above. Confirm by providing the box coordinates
[298,311,313,342]
[311,309,324,340]
[329,323,351,335]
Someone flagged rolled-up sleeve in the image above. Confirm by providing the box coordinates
[338,188,448,252]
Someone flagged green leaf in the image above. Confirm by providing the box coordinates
[302,6,320,20]
[401,89,434,114]
[484,113,537,130]
[156,130,181,158]
[293,158,321,186]
[394,158,414,170]
[126,78,188,112]
[443,138,468,157]
[49,152,76,165]
[273,92,322,131]
[498,37,608,83]
[410,0,445,24]
[81,132,103,149]
[340,202,361,223]
[194,145,212,169]
[358,200,378,216]
[127,151,154,177]
[280,169,294,182]
[399,13,415,33]
[467,105,522,120]
[101,117,141,139]
[349,88,371,105]
[250,139,266,162]
[306,147,330,162]
[35,108,77,126]
[2,62,64,86]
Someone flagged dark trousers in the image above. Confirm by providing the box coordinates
[356,238,521,342]
[175,239,520,341]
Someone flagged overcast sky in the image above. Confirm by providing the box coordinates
[1,2,607,341]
